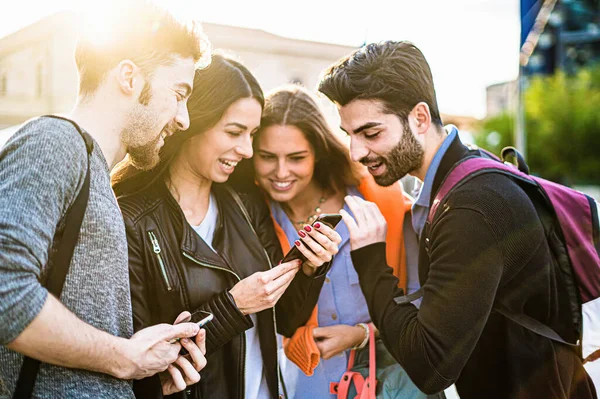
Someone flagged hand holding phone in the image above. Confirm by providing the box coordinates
[281,213,343,264]
[173,310,213,355]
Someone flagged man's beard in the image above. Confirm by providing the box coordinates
[122,103,165,171]
[361,123,424,187]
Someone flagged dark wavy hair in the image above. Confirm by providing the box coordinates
[318,41,442,126]
[229,85,360,196]
[111,53,264,196]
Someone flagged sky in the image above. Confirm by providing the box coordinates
[0,0,521,119]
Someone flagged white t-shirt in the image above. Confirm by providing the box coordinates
[191,193,269,398]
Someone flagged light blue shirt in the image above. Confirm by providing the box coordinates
[411,125,458,240]
[275,186,420,398]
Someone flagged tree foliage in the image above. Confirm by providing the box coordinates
[476,67,600,185]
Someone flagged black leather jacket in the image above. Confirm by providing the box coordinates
[117,181,329,399]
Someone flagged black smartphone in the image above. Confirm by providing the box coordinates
[280,213,342,263]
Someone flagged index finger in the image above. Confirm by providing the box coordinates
[195,329,206,355]
[265,259,301,280]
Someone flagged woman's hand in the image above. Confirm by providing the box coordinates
[229,260,302,315]
[160,311,208,395]
[296,222,342,276]
[312,324,367,360]
[340,195,387,251]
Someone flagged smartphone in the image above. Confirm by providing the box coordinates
[174,310,213,354]
[280,213,342,263]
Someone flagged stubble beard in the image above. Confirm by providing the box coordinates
[122,103,164,171]
[369,124,424,187]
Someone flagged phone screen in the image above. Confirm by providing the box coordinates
[280,213,342,263]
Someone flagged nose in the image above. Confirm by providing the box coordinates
[236,135,253,159]
[175,103,191,132]
[349,137,369,163]
[275,159,290,179]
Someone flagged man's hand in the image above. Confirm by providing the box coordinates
[160,311,207,395]
[340,195,387,250]
[312,324,366,359]
[229,260,302,315]
[118,321,200,380]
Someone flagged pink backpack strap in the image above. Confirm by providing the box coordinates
[330,324,378,398]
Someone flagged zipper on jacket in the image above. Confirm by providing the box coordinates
[147,231,172,291]
[226,187,286,397]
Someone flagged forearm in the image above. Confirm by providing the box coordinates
[7,294,131,379]
[202,291,253,355]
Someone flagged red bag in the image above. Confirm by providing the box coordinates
[329,324,377,399]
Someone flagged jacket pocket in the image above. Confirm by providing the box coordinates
[147,230,174,292]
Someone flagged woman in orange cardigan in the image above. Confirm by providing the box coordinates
[231,85,422,398]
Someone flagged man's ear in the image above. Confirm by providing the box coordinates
[410,102,432,136]
[115,60,142,96]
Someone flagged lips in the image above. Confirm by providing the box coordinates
[218,159,239,173]
[270,180,295,191]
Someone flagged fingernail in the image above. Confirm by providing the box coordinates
[298,230,306,238]
[304,225,312,232]
[182,338,189,344]
[278,260,282,265]
[199,329,206,337]
[314,222,321,229]
[295,240,301,246]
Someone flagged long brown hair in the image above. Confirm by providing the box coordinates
[111,53,264,197]
[256,85,360,195]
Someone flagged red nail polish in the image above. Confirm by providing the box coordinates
[314,222,321,229]
[304,225,312,232]
[298,230,306,238]
[278,260,282,265]
[295,240,301,246]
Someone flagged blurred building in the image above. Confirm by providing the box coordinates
[0,11,356,129]
[485,80,518,118]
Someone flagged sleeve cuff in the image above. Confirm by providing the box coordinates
[350,242,387,274]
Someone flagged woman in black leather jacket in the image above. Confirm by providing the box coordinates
[111,54,341,399]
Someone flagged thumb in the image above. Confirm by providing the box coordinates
[159,322,200,342]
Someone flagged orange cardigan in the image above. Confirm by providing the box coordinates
[271,176,413,375]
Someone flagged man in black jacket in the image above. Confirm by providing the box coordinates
[318,41,597,398]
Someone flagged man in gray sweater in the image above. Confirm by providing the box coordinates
[0,2,211,397]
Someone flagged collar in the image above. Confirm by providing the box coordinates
[413,125,458,210]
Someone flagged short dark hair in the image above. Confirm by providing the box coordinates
[319,41,442,126]
[75,0,210,96]
[111,53,263,196]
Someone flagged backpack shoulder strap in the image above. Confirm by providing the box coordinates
[427,157,534,225]
[13,115,93,399]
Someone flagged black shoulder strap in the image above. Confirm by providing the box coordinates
[13,115,93,399]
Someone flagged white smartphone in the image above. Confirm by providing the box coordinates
[169,310,213,345]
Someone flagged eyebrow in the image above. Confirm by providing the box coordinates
[176,83,192,98]
[225,122,248,130]
[258,149,309,156]
[340,122,383,135]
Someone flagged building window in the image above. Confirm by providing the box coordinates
[36,63,43,98]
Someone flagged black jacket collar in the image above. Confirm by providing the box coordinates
[429,132,471,207]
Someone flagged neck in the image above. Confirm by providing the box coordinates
[166,154,212,216]
[68,90,129,170]
[411,125,448,182]
[282,180,325,223]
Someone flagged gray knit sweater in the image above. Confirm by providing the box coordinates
[0,117,134,398]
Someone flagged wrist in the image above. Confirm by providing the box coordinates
[110,337,136,379]
[351,323,369,350]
